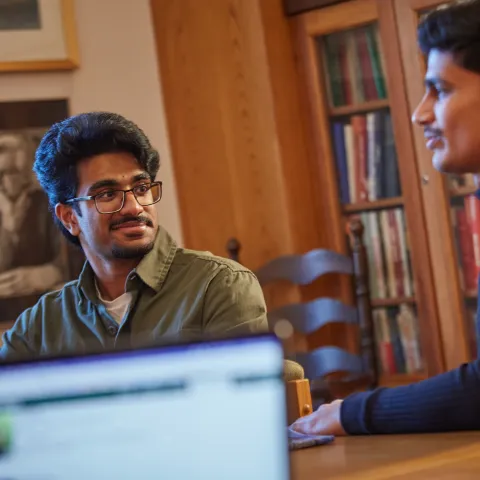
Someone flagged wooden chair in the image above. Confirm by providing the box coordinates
[226,218,378,421]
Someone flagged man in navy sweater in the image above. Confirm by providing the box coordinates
[292,0,480,436]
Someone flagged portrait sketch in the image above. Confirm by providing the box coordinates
[0,0,40,31]
[0,99,84,324]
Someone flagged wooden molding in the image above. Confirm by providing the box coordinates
[283,0,349,16]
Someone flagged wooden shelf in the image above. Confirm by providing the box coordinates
[343,197,403,213]
[372,296,416,308]
[329,98,390,117]
[450,186,477,198]
[379,372,426,387]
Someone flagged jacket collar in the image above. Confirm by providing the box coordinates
[78,225,178,302]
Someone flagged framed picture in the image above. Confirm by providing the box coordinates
[0,0,79,72]
[0,99,85,324]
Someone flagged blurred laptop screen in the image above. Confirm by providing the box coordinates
[0,335,289,480]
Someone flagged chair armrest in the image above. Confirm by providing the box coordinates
[286,378,313,425]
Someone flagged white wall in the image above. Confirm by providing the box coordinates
[0,0,183,244]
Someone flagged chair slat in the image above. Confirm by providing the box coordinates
[294,347,363,380]
[255,249,353,286]
[268,298,357,334]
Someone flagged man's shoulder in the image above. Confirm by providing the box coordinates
[22,279,81,319]
[173,246,254,275]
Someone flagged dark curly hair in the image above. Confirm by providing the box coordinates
[33,112,160,246]
[418,0,480,73]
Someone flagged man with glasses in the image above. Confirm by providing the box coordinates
[0,112,267,360]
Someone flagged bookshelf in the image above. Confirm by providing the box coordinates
[330,98,390,117]
[343,197,403,213]
[292,0,449,383]
[314,7,422,379]
[449,177,479,359]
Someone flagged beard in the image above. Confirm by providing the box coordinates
[111,240,155,259]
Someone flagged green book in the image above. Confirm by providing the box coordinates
[365,26,387,99]
[321,33,345,107]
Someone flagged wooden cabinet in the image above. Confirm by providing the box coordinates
[291,0,477,381]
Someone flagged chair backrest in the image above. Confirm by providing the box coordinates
[226,217,379,392]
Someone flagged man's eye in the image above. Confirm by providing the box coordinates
[433,85,449,98]
[135,184,150,194]
[97,190,116,200]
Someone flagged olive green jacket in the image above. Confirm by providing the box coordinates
[0,226,267,361]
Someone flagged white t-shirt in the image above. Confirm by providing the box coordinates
[95,280,133,324]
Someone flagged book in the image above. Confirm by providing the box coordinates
[333,110,400,204]
[323,24,387,107]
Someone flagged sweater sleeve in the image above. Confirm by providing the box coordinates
[340,360,480,434]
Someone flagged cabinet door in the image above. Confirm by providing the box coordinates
[292,0,444,382]
[395,0,474,369]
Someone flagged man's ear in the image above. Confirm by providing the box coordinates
[55,203,81,237]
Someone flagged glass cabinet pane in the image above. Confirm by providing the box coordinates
[318,24,388,108]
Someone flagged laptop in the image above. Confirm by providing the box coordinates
[0,334,290,480]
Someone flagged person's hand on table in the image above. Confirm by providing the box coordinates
[290,399,347,436]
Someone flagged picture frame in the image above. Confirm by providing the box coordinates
[0,99,85,325]
[0,0,79,73]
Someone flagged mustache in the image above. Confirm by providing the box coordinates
[110,215,153,230]
[424,128,443,137]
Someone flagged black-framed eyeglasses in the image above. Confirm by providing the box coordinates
[65,181,163,214]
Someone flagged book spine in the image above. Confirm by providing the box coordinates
[344,123,357,203]
[332,122,350,204]
[366,113,376,200]
[370,212,388,298]
[352,115,368,201]
[354,28,377,101]
[387,307,406,373]
[457,205,477,291]
[380,210,396,298]
[395,209,413,296]
[387,209,405,297]
[366,26,387,99]
[323,35,344,107]
[465,195,480,275]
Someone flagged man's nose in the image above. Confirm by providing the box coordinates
[120,191,144,215]
[412,93,435,126]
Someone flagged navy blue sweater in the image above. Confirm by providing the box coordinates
[341,360,480,434]
[341,281,480,434]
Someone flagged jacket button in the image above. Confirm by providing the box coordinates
[108,325,118,336]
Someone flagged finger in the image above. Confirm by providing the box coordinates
[291,417,315,434]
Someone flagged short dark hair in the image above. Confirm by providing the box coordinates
[418,0,480,73]
[33,111,160,246]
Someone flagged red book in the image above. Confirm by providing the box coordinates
[387,209,405,297]
[465,195,480,276]
[354,29,377,101]
[456,207,477,291]
[351,115,368,202]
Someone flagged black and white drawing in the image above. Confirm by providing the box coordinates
[0,0,40,31]
[0,129,81,322]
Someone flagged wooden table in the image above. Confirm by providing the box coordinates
[291,432,480,479]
